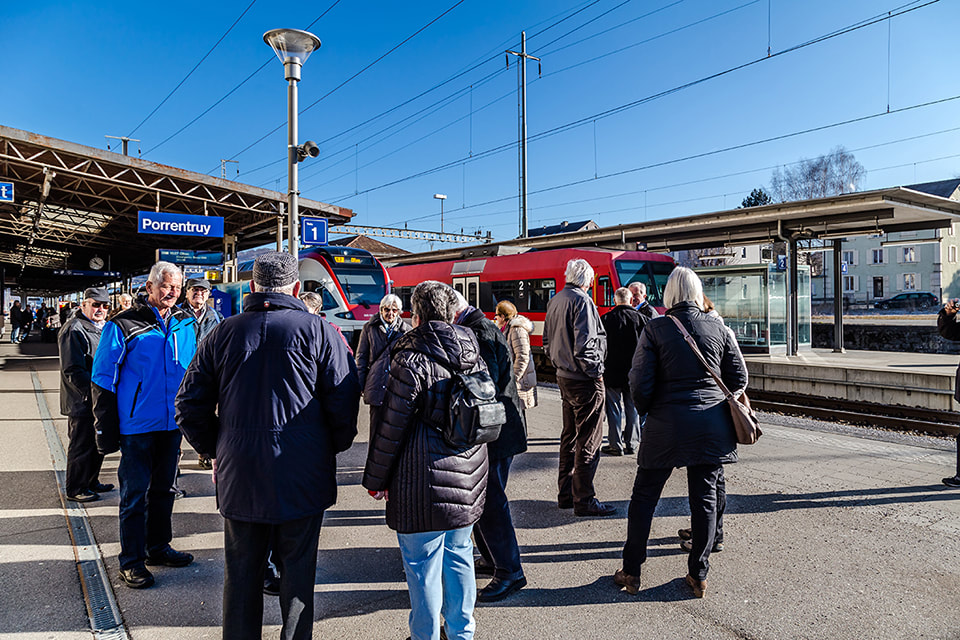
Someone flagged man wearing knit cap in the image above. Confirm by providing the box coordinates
[177,250,360,640]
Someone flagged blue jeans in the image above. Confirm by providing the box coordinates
[604,386,640,452]
[10,325,21,343]
[397,525,476,640]
[474,456,523,580]
[117,429,181,569]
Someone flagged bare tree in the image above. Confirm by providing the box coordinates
[769,146,865,202]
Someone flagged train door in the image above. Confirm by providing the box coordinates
[452,276,480,307]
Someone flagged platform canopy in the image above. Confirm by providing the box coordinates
[0,125,352,293]
[388,186,960,264]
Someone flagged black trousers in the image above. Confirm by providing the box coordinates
[556,376,605,508]
[622,464,723,581]
[474,456,523,580]
[223,514,324,640]
[65,414,103,496]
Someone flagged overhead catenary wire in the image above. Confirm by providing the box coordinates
[128,0,258,138]
[324,0,937,204]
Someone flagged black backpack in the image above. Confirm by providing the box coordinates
[434,365,506,448]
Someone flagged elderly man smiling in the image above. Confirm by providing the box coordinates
[92,261,198,589]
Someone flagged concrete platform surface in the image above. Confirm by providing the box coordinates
[2,339,959,639]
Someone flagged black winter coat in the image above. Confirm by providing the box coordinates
[362,321,488,534]
[356,313,411,406]
[601,305,647,390]
[58,309,102,417]
[629,301,748,470]
[176,292,360,524]
[937,308,960,401]
[457,308,527,460]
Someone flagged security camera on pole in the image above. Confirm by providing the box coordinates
[263,28,322,258]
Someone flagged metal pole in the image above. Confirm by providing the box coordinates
[833,239,845,352]
[788,238,799,355]
[441,198,444,234]
[277,202,285,252]
[519,31,528,239]
[287,70,299,258]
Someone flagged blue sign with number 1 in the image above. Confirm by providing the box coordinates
[301,217,328,246]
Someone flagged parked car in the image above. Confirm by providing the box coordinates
[873,292,939,311]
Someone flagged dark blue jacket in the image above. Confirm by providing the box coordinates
[176,292,360,524]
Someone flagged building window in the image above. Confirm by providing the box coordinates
[902,246,916,263]
[950,245,958,263]
[842,250,854,265]
[903,273,917,290]
[843,276,856,293]
[872,248,884,264]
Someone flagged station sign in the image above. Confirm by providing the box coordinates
[157,249,224,265]
[138,211,224,238]
[53,269,122,278]
[841,261,848,274]
[301,217,328,246]
[776,255,787,271]
[0,182,13,202]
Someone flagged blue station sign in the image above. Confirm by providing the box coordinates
[138,211,224,238]
[301,216,328,246]
[157,249,224,265]
[0,182,13,202]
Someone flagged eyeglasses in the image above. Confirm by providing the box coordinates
[190,287,209,293]
[382,308,400,314]
[88,301,109,309]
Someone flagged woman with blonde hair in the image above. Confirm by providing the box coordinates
[495,300,538,409]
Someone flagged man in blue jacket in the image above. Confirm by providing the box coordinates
[176,251,360,640]
[92,261,198,589]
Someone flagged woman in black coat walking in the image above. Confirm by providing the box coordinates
[355,293,411,427]
[613,266,748,598]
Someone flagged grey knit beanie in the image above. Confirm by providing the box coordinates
[253,251,299,288]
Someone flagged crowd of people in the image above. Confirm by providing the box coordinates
[51,252,760,639]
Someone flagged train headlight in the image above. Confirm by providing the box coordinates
[334,310,354,320]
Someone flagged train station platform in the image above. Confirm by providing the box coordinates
[2,341,960,639]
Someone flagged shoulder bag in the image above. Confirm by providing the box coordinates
[668,315,762,445]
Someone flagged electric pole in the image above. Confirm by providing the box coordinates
[506,32,539,239]
[105,135,141,156]
[220,159,239,179]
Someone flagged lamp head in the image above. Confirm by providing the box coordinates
[263,28,321,67]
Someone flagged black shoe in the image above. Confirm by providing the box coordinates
[172,487,186,500]
[943,475,960,488]
[474,557,495,577]
[623,446,635,455]
[66,489,99,503]
[558,498,573,510]
[600,445,623,456]
[145,547,194,568]
[198,456,213,471]
[406,631,448,640]
[574,499,617,517]
[678,528,692,541]
[119,565,155,589]
[263,574,280,596]
[477,575,527,602]
[91,482,114,493]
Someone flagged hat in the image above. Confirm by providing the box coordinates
[185,278,211,290]
[83,287,110,304]
[253,251,299,288]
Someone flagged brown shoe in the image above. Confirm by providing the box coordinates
[613,569,640,595]
[685,574,707,598]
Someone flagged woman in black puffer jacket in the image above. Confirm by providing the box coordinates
[363,281,488,640]
[613,266,748,599]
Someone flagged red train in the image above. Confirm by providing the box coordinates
[388,247,675,349]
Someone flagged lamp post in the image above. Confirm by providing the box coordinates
[434,193,447,234]
[263,28,321,258]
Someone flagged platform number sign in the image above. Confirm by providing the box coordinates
[0,182,13,202]
[301,217,328,246]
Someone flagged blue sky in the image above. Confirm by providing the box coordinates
[3,0,959,253]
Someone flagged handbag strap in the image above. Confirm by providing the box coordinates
[667,315,734,401]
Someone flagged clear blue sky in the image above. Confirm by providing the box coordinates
[3,0,958,253]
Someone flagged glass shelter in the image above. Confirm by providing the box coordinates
[695,263,811,353]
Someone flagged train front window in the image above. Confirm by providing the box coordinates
[615,260,672,307]
[329,265,386,306]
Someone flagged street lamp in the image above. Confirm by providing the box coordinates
[434,193,447,234]
[263,28,322,257]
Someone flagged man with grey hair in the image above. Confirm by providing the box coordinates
[177,251,360,640]
[92,261,198,589]
[543,258,615,517]
[600,287,647,457]
[628,281,660,321]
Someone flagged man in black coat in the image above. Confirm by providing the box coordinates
[629,282,661,321]
[9,300,22,343]
[59,288,113,502]
[600,287,647,456]
[453,290,528,602]
[176,251,360,640]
